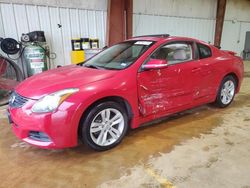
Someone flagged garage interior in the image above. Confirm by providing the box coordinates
[0,0,250,187]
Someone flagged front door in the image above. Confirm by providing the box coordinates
[137,41,201,117]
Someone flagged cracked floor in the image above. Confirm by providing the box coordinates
[0,61,249,188]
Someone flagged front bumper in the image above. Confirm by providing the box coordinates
[9,99,80,149]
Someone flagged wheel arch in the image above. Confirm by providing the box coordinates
[77,96,133,138]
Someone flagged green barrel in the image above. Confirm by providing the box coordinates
[24,44,48,77]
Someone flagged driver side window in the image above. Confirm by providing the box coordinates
[151,42,193,65]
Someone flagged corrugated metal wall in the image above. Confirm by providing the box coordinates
[221,21,250,55]
[1,0,249,61]
[133,0,250,55]
[133,0,217,19]
[133,0,216,46]
[221,0,250,55]
[133,14,215,44]
[0,3,107,67]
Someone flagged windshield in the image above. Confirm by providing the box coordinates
[83,40,154,70]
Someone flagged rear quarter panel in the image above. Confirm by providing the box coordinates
[211,47,244,95]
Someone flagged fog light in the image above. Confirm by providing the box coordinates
[28,131,51,142]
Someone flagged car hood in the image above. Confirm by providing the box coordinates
[16,65,117,99]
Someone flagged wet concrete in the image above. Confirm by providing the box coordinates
[0,61,250,188]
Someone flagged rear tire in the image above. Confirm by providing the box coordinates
[81,101,128,151]
[215,75,237,108]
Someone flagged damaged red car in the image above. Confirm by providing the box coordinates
[7,35,244,151]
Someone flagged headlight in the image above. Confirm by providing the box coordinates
[31,88,79,113]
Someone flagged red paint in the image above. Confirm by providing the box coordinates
[8,36,244,149]
[142,59,168,69]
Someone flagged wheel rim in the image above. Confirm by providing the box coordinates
[220,80,235,105]
[90,108,125,146]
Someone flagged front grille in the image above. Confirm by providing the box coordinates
[9,91,29,108]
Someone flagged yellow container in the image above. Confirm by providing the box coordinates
[71,50,85,64]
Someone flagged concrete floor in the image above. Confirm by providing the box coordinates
[0,62,250,188]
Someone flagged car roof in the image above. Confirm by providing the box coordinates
[131,34,169,41]
[129,35,208,45]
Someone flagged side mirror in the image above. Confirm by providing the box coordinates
[142,59,168,70]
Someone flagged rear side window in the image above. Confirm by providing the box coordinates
[197,43,212,59]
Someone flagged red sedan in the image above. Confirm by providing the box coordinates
[7,35,244,151]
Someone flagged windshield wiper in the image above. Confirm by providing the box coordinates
[84,64,120,70]
[84,64,101,69]
[103,67,120,70]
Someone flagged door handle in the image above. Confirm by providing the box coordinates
[191,67,201,73]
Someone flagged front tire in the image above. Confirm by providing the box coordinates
[81,101,128,151]
[215,75,237,108]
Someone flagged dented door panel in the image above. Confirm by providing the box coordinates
[137,62,199,117]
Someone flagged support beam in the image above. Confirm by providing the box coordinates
[106,0,133,46]
[214,0,227,47]
[125,0,133,39]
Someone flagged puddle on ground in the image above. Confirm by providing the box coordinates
[0,103,226,188]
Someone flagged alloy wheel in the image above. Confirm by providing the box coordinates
[220,80,235,105]
[89,108,125,146]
